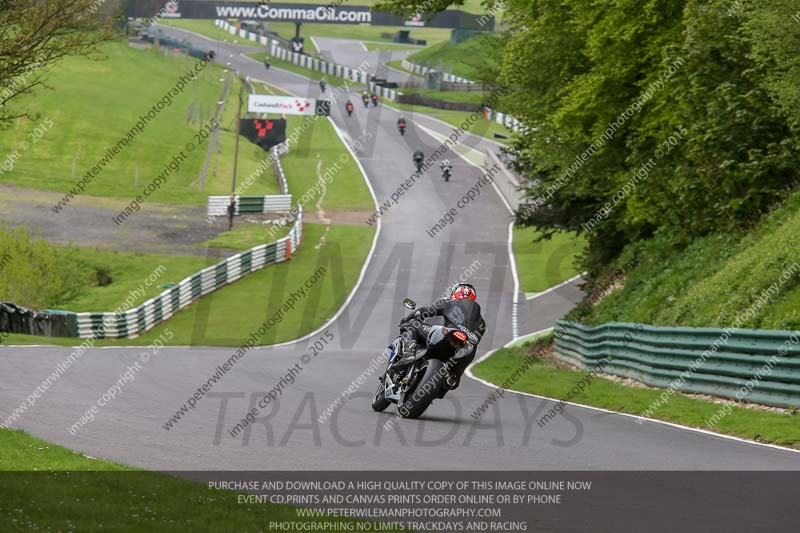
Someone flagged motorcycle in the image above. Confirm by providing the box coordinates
[442,166,452,182]
[414,158,423,172]
[372,298,477,419]
[371,95,378,107]
[319,80,327,93]
[398,122,406,136]
[346,104,354,117]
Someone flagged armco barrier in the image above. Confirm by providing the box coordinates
[554,320,800,408]
[207,194,292,216]
[73,207,302,340]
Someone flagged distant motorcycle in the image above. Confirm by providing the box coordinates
[346,102,354,117]
[362,95,369,108]
[398,121,406,136]
[319,80,327,93]
[372,298,477,419]
[442,166,452,182]
[371,94,378,107]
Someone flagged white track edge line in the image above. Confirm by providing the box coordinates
[464,332,800,456]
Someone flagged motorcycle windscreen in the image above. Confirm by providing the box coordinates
[440,300,483,333]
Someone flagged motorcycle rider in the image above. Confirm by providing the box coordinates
[412,149,424,171]
[264,56,271,69]
[397,116,407,134]
[319,78,327,92]
[394,283,486,390]
[361,91,370,108]
[440,159,453,180]
[345,100,354,116]
[371,93,379,107]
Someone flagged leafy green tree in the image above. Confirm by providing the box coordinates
[0,0,118,125]
[743,0,800,124]
[378,0,800,275]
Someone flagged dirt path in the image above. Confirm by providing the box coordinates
[0,185,374,257]
[0,185,234,257]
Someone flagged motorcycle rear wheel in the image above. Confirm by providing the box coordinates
[398,359,445,419]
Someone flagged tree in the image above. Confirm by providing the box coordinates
[378,0,800,275]
[0,0,118,125]
[743,0,800,124]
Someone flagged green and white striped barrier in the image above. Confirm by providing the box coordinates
[74,207,302,339]
[207,195,292,216]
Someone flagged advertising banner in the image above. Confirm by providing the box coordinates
[127,2,495,30]
[247,95,329,116]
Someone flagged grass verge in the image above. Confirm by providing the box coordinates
[472,340,800,449]
[198,222,291,250]
[513,227,584,294]
[0,428,401,531]
[403,88,490,107]
[407,34,496,81]
[280,116,374,212]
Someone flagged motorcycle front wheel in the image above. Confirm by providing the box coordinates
[371,377,391,412]
[398,359,445,419]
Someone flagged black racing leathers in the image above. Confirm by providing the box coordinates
[399,299,486,387]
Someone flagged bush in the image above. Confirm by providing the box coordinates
[0,223,87,309]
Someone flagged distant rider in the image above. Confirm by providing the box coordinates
[264,57,271,69]
[395,283,486,390]
[319,78,327,92]
[412,149,424,170]
[371,93,379,107]
[345,100,354,116]
[440,159,453,176]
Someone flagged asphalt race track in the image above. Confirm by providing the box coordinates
[2,27,799,474]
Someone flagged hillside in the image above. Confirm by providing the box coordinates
[575,188,800,330]
[407,33,497,80]
[0,40,276,204]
